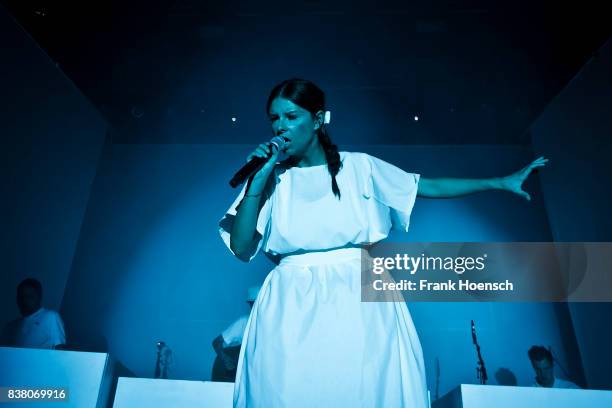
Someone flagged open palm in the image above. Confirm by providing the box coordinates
[504,156,549,201]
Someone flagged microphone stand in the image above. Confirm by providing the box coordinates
[471,320,488,385]
[155,341,171,379]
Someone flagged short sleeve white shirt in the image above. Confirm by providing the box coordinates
[3,307,66,349]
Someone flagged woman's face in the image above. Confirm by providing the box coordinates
[268,97,323,157]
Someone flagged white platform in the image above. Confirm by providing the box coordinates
[0,346,113,408]
[433,384,612,408]
[112,377,234,408]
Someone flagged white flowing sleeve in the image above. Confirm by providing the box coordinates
[365,154,420,232]
[218,178,273,261]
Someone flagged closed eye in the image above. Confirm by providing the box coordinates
[269,114,297,121]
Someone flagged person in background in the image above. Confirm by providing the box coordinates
[528,345,580,389]
[211,285,260,382]
[1,278,66,350]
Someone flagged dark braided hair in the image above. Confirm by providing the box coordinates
[266,78,342,199]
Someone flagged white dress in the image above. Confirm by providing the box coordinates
[219,152,428,407]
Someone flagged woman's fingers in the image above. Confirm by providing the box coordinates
[246,143,274,162]
[528,162,546,171]
[521,157,548,174]
[260,143,272,155]
[532,157,549,166]
[521,190,532,201]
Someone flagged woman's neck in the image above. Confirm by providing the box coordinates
[296,139,327,167]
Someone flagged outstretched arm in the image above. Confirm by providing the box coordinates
[417,156,548,200]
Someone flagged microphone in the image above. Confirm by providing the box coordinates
[229,136,287,188]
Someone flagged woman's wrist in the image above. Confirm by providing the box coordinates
[494,176,509,191]
[247,174,269,196]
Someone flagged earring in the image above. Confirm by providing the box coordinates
[324,111,331,124]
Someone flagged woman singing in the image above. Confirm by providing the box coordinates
[219,78,547,407]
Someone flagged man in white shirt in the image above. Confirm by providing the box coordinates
[211,285,260,382]
[528,345,580,389]
[1,278,66,350]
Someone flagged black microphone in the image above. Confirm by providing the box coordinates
[229,136,287,188]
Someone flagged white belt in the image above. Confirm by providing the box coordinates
[279,247,364,266]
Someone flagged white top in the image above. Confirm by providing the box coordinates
[221,315,249,347]
[219,151,420,261]
[2,307,66,349]
[533,377,581,389]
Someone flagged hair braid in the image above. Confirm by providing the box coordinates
[318,126,342,199]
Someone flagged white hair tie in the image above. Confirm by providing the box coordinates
[324,110,331,124]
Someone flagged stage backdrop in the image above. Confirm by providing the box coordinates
[531,38,612,390]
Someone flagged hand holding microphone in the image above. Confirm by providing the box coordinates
[246,140,282,180]
[229,136,287,188]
